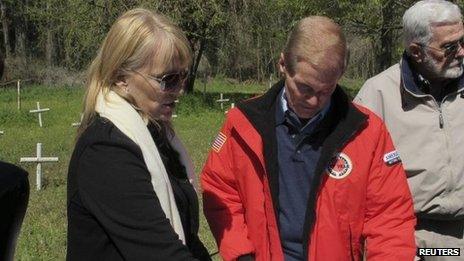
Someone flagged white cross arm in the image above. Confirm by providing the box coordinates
[20,157,59,163]
[29,108,50,113]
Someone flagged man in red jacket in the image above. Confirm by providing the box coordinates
[201,16,416,261]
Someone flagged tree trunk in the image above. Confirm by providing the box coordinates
[185,40,205,93]
[102,0,111,33]
[375,0,395,74]
[256,36,261,82]
[45,1,55,66]
[16,26,26,64]
[64,34,72,68]
[46,29,54,66]
[16,0,27,65]
[0,0,11,58]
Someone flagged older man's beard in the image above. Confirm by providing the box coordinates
[423,54,464,79]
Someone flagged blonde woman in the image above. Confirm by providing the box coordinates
[67,9,210,261]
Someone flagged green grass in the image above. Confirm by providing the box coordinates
[1,85,83,260]
[195,76,269,94]
[0,78,361,260]
[339,77,365,98]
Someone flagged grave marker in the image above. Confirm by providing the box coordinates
[29,101,50,127]
[225,103,235,114]
[172,100,179,118]
[216,93,229,110]
[72,114,83,127]
[0,79,32,110]
[17,80,21,110]
[20,143,59,190]
[268,75,271,89]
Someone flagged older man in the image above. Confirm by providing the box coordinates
[202,16,416,261]
[355,0,464,260]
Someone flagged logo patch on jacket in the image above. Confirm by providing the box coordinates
[212,132,227,153]
[383,150,401,166]
[327,153,352,179]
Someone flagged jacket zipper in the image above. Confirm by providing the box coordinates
[439,95,455,193]
[303,119,366,260]
[438,107,444,129]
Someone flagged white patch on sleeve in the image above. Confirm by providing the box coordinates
[383,150,401,166]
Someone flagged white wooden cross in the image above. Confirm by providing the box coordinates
[269,74,273,89]
[225,103,235,114]
[29,101,50,127]
[20,143,59,191]
[17,80,21,110]
[172,100,179,118]
[71,113,83,127]
[0,79,24,110]
[216,93,230,110]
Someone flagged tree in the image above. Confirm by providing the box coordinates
[0,0,11,59]
[155,0,228,93]
[312,0,415,75]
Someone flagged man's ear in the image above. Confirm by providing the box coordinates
[408,43,424,63]
[342,49,350,75]
[278,53,286,75]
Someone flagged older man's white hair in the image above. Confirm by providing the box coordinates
[403,0,462,52]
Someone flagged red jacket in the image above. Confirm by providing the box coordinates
[201,84,416,261]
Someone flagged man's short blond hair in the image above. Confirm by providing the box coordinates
[283,16,347,77]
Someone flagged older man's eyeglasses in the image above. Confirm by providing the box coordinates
[132,70,189,92]
[417,37,464,57]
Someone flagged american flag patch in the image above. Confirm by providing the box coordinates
[212,132,227,153]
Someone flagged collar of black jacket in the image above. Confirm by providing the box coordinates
[237,79,368,258]
[236,79,367,143]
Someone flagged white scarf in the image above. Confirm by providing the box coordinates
[95,90,195,244]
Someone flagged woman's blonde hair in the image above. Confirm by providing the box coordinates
[77,8,192,138]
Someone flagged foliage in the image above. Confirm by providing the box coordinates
[310,0,417,75]
[3,0,457,87]
[156,0,229,92]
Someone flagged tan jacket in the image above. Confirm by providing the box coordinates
[354,60,464,220]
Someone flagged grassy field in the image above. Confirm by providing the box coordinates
[0,78,360,260]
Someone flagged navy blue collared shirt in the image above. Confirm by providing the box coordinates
[276,87,330,261]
